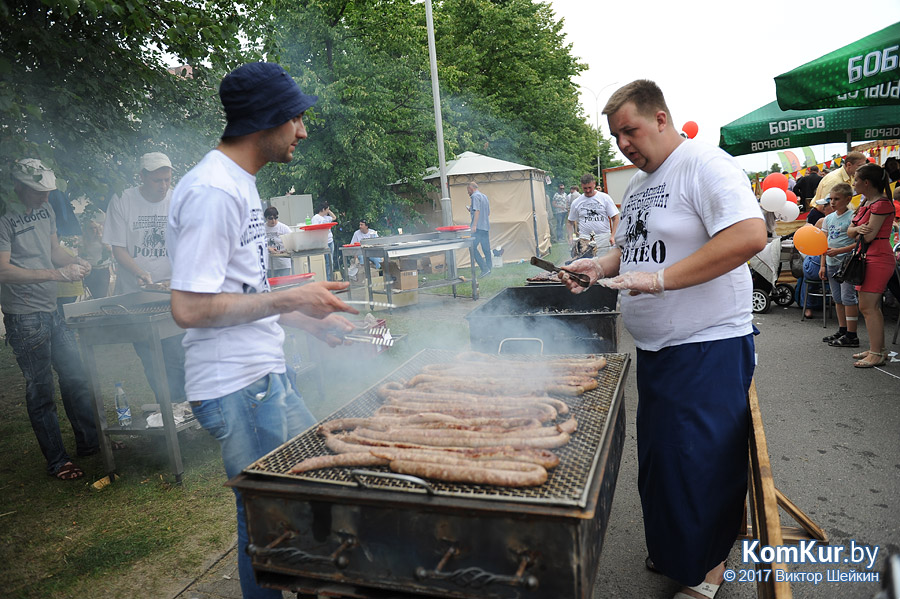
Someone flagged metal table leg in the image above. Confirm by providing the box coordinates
[78,336,116,478]
[148,323,184,484]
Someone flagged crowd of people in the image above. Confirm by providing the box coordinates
[798,156,899,369]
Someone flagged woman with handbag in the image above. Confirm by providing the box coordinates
[846,163,897,368]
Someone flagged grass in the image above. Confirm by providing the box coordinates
[0,243,573,598]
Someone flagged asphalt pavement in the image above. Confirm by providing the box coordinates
[173,298,899,599]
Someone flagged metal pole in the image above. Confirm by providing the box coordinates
[581,82,618,184]
[425,0,452,227]
[528,172,539,256]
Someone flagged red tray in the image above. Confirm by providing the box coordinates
[436,225,470,232]
[299,223,337,231]
[268,273,315,286]
[342,242,361,247]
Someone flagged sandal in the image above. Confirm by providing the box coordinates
[52,462,84,481]
[853,351,886,368]
[852,350,870,360]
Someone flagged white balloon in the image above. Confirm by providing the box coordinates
[760,187,787,212]
[776,201,800,222]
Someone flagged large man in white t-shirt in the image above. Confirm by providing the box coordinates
[567,172,619,259]
[167,62,356,599]
[562,80,767,599]
[103,152,186,406]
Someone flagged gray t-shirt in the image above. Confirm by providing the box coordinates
[470,191,491,231]
[0,202,58,314]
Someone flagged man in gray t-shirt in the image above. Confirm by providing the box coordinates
[466,182,492,277]
[0,159,99,480]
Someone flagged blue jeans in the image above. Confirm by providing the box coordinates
[325,241,334,281]
[3,310,99,473]
[472,229,491,274]
[190,371,316,599]
[132,335,187,403]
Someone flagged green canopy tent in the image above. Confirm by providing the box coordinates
[718,101,900,157]
[775,22,900,110]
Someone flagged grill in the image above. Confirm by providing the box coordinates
[63,291,189,482]
[465,286,620,355]
[229,349,630,598]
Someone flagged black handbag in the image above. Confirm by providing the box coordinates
[834,239,867,285]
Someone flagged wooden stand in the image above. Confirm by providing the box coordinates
[742,380,827,599]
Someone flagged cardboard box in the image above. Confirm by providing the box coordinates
[387,263,419,290]
[429,254,446,274]
[398,258,418,271]
[370,290,418,311]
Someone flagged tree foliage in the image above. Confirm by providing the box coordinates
[0,0,264,213]
[255,0,619,239]
[1,0,619,231]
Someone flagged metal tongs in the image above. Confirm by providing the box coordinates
[341,325,395,347]
[530,256,591,287]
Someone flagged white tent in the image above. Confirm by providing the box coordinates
[415,152,551,266]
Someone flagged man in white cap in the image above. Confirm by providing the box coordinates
[103,151,174,294]
[102,151,186,406]
[168,62,356,599]
[0,159,100,480]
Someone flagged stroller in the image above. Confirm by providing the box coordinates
[748,236,795,313]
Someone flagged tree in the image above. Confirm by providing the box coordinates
[254,0,616,239]
[0,0,265,213]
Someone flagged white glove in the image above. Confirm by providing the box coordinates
[560,257,605,294]
[58,263,89,281]
[600,269,665,296]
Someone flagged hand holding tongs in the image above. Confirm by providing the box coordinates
[530,256,591,287]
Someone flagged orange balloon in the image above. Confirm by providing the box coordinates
[793,224,828,256]
[785,190,798,204]
[762,173,789,191]
[682,121,699,139]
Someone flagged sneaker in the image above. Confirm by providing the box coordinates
[478,269,492,279]
[822,331,844,342]
[829,335,860,347]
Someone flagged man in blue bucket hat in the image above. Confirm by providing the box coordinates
[168,62,356,599]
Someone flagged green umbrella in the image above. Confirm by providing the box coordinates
[718,101,900,157]
[775,22,900,110]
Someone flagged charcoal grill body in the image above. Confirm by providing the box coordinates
[229,350,629,598]
[465,286,619,354]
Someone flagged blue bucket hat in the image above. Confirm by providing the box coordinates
[219,62,318,138]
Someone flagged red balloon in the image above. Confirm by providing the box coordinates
[682,121,699,139]
[762,173,789,191]
[785,190,798,204]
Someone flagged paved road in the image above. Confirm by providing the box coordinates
[175,298,899,599]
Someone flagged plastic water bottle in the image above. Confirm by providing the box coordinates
[114,382,132,428]
[288,334,302,370]
[305,214,312,225]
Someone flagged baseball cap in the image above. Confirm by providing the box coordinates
[140,152,172,172]
[219,62,318,138]
[815,198,830,205]
[12,159,57,192]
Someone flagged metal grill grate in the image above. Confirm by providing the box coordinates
[70,302,171,321]
[245,349,627,508]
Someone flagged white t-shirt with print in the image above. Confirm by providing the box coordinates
[265,221,292,270]
[311,213,334,243]
[168,150,285,401]
[102,186,173,294]
[614,140,763,351]
[568,192,619,240]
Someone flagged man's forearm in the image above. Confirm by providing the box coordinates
[112,246,147,277]
[0,261,64,284]
[172,289,286,329]
[661,218,767,291]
